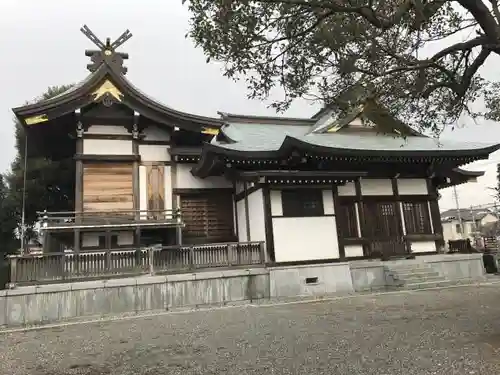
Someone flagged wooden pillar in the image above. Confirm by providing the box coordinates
[74,113,84,256]
[75,118,84,216]
[332,184,345,260]
[427,177,444,251]
[354,178,367,256]
[392,177,408,254]
[243,181,251,241]
[233,181,240,240]
[132,112,140,220]
[262,184,274,262]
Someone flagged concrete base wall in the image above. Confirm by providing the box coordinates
[0,268,269,328]
[349,262,387,292]
[0,255,488,328]
[423,254,486,281]
[269,263,354,299]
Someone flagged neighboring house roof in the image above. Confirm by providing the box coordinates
[440,208,498,223]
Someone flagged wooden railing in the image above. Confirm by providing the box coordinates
[447,239,476,253]
[37,208,182,229]
[6,241,266,287]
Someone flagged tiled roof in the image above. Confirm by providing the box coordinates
[440,208,497,222]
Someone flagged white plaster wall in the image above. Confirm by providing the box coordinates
[81,232,133,248]
[138,145,170,162]
[118,232,134,246]
[237,199,247,242]
[176,164,232,189]
[322,190,335,215]
[83,139,133,155]
[272,216,339,262]
[142,125,171,141]
[82,233,99,248]
[338,182,356,196]
[248,189,266,242]
[411,241,436,253]
[397,179,428,195]
[235,189,266,243]
[86,125,129,135]
[270,190,282,216]
[360,179,393,196]
[345,244,364,257]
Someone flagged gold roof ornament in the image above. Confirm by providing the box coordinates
[25,114,49,126]
[92,80,123,102]
[201,127,220,135]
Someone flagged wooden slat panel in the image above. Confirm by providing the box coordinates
[83,163,133,213]
[180,191,234,243]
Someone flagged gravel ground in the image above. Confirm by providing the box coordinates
[2,285,500,375]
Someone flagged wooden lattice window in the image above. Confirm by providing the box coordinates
[337,203,359,238]
[402,201,432,234]
[363,201,401,238]
[180,191,235,244]
[281,189,324,217]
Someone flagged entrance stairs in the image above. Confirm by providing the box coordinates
[384,262,452,290]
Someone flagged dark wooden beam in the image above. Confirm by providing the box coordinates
[132,112,140,220]
[262,185,275,262]
[427,178,444,251]
[243,181,251,241]
[74,154,140,162]
[354,178,367,256]
[83,134,132,140]
[332,184,345,260]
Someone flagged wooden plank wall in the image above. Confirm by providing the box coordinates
[83,163,133,213]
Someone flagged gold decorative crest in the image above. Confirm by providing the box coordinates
[201,127,220,135]
[25,114,49,126]
[92,80,123,102]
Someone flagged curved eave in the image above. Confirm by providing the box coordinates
[12,64,223,131]
[200,136,500,159]
[437,168,485,189]
[192,138,500,178]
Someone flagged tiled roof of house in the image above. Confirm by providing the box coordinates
[440,208,497,222]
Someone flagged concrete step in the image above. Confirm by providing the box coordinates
[387,264,433,271]
[399,275,445,283]
[394,269,438,277]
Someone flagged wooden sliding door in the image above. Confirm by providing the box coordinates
[83,163,133,214]
[179,190,235,244]
[146,165,165,219]
[363,201,406,257]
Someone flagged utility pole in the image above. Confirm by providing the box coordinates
[453,185,464,238]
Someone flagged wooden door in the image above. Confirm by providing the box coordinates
[83,163,133,215]
[180,191,235,244]
[363,201,406,257]
[146,165,165,219]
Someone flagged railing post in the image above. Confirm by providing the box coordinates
[148,247,155,275]
[7,256,17,289]
[189,246,195,269]
[259,241,266,264]
[226,244,233,266]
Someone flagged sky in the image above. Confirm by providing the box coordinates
[1,0,500,212]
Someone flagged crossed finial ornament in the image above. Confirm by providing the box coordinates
[80,25,132,75]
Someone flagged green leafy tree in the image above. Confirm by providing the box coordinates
[184,0,500,132]
[4,85,74,252]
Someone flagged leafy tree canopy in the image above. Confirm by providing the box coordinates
[184,0,500,133]
[1,84,74,253]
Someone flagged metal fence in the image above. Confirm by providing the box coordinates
[7,241,266,287]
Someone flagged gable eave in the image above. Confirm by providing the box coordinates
[12,63,224,131]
